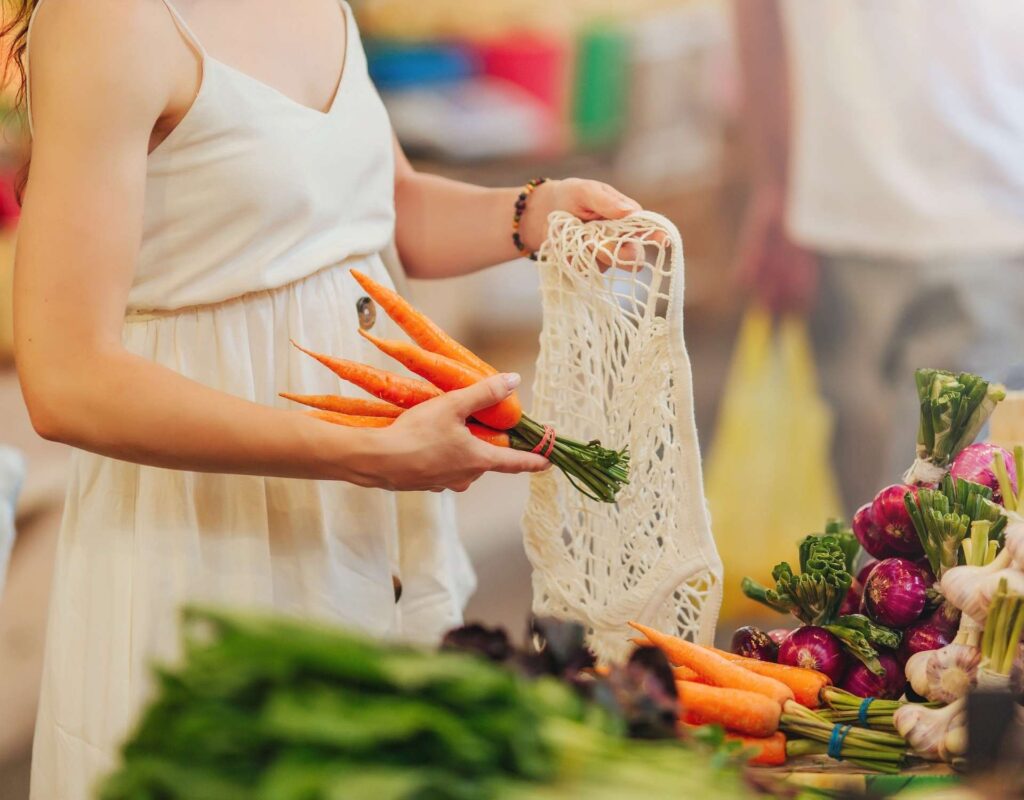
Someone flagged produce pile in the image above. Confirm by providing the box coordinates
[630,621,910,773]
[101,610,764,800]
[724,369,1024,771]
[285,270,629,502]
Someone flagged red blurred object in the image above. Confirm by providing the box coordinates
[474,34,570,152]
[0,170,20,228]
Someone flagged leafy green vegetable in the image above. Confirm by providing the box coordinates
[911,369,1005,471]
[743,530,853,626]
[743,523,900,675]
[825,615,902,676]
[905,475,1006,576]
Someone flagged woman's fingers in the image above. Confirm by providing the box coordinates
[447,372,520,419]
[482,445,551,475]
[578,183,639,221]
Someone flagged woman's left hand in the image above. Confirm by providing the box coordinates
[518,178,642,253]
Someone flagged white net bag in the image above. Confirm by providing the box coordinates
[522,211,723,663]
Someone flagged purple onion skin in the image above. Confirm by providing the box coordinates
[853,503,897,559]
[767,628,792,647]
[870,485,924,557]
[930,600,962,635]
[856,560,879,586]
[914,557,937,587]
[840,650,905,699]
[839,579,863,617]
[950,443,1018,505]
[861,557,929,628]
[730,626,778,662]
[898,618,953,664]
[778,626,847,683]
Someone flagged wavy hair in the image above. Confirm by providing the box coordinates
[2,0,38,199]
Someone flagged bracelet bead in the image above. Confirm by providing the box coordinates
[511,177,548,261]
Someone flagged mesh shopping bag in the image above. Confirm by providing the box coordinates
[522,211,723,663]
[705,308,842,619]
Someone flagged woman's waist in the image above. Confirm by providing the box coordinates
[124,252,390,323]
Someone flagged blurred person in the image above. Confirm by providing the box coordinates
[5,0,643,796]
[734,0,1024,511]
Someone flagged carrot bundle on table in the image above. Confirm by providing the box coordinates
[283,270,630,502]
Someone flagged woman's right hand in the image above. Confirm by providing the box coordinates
[355,373,550,492]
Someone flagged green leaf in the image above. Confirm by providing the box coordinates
[824,624,884,676]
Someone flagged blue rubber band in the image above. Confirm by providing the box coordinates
[827,724,852,760]
[857,697,875,725]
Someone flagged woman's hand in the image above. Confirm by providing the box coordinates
[518,178,642,253]
[357,373,550,492]
[733,183,818,315]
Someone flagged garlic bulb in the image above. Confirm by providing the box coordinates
[941,563,1024,623]
[894,698,966,762]
[904,640,980,703]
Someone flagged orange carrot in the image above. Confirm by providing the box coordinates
[629,622,793,706]
[358,330,522,430]
[711,648,830,709]
[291,341,441,408]
[306,411,393,428]
[308,410,509,448]
[676,681,781,738]
[672,665,704,683]
[350,269,497,376]
[281,393,404,418]
[466,423,511,448]
[681,725,786,767]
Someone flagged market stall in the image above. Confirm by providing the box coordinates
[94,212,1024,798]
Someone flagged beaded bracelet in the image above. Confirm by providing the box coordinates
[512,177,548,261]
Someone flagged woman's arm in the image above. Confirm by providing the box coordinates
[732,0,817,314]
[15,0,547,491]
[392,139,642,279]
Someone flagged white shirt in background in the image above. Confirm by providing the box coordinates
[780,0,1024,259]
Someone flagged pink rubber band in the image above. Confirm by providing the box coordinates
[531,426,556,460]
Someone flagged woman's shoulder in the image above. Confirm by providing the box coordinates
[28,0,186,133]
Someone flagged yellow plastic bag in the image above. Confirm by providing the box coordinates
[705,308,842,619]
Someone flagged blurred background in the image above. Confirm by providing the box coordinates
[1,0,1023,796]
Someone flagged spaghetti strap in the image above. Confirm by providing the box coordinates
[157,0,206,56]
[23,0,44,137]
[22,0,206,138]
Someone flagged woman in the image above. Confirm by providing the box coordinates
[8,0,641,795]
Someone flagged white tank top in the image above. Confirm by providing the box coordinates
[28,0,396,312]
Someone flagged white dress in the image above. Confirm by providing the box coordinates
[27,2,475,797]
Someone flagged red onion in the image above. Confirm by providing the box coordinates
[853,503,897,559]
[840,650,905,699]
[839,579,863,617]
[914,557,936,586]
[861,557,930,628]
[950,443,1018,504]
[856,560,879,586]
[870,485,923,556]
[899,618,953,664]
[778,626,846,683]
[898,601,960,666]
[730,626,778,662]
[767,629,792,647]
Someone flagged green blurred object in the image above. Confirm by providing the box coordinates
[572,26,628,149]
[100,607,763,800]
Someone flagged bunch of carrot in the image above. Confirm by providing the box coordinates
[284,270,629,502]
[629,622,909,772]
